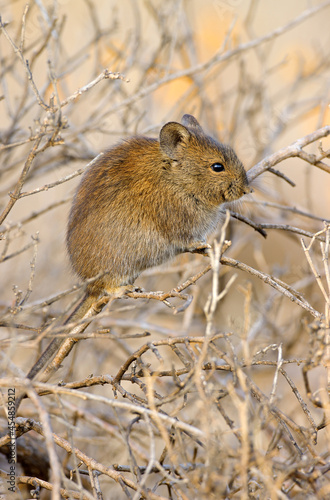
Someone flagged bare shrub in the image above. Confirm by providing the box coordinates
[0,1,330,498]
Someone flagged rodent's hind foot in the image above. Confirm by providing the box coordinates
[124,285,144,294]
[123,286,145,300]
[104,285,138,298]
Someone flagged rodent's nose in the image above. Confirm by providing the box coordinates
[243,186,253,195]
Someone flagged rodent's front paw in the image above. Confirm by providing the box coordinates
[185,241,212,255]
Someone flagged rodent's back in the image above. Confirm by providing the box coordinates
[67,114,249,295]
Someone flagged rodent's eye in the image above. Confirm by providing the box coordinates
[211,163,225,173]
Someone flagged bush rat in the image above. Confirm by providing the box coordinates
[67,113,249,297]
[24,114,249,386]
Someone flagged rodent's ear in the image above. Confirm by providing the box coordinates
[181,114,204,134]
[159,122,191,159]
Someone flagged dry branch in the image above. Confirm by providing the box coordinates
[1,1,330,498]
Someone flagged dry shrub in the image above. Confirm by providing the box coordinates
[0,1,330,499]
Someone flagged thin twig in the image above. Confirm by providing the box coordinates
[248,126,330,181]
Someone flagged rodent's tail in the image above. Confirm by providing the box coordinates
[25,292,103,383]
[63,291,101,326]
[16,292,107,412]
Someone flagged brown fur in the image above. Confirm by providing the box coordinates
[67,114,249,297]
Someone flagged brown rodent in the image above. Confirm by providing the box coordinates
[67,113,249,298]
[23,114,249,389]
